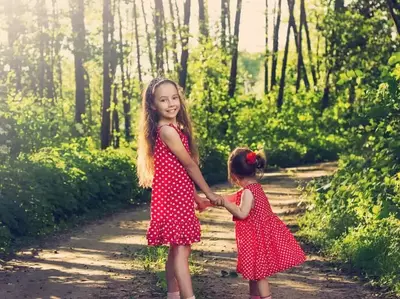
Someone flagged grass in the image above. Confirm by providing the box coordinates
[125,246,204,292]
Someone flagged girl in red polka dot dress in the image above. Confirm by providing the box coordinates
[136,78,222,299]
[219,147,306,299]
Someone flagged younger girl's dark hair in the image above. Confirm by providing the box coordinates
[228,147,266,183]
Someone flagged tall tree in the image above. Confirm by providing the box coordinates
[52,0,63,99]
[101,0,112,149]
[271,0,282,89]
[162,7,170,73]
[301,0,317,86]
[110,0,119,148]
[228,0,243,98]
[264,0,269,94]
[168,0,179,67]
[118,1,131,142]
[36,0,53,99]
[133,0,143,85]
[387,0,400,34]
[221,0,228,49]
[277,0,292,108]
[141,0,155,75]
[70,0,87,124]
[295,0,305,91]
[179,0,191,89]
[321,0,344,111]
[287,0,310,91]
[6,0,23,92]
[198,0,209,38]
[154,0,165,74]
[175,0,183,42]
[226,0,232,50]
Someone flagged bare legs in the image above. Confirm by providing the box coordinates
[249,278,271,298]
[166,244,194,298]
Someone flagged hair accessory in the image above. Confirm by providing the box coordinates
[246,152,257,165]
[145,77,166,100]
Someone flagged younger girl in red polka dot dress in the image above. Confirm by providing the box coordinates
[136,78,222,299]
[219,147,306,299]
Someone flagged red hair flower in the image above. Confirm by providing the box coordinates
[246,152,257,165]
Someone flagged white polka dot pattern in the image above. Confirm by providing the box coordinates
[146,123,201,246]
[233,183,306,280]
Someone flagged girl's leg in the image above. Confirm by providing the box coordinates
[170,244,194,298]
[249,280,260,299]
[257,278,271,298]
[166,247,180,298]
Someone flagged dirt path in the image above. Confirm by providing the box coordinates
[0,163,392,299]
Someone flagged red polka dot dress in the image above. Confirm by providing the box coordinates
[234,183,306,280]
[146,123,201,246]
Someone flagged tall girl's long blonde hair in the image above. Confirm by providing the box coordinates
[136,78,198,188]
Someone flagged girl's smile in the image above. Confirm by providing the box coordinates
[152,83,181,121]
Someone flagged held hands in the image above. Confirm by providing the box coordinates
[194,193,213,212]
[206,192,225,207]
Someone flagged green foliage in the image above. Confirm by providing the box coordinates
[299,58,400,294]
[0,140,143,255]
[199,143,229,185]
[131,246,202,292]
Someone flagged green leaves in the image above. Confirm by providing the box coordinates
[0,142,142,255]
[388,52,400,66]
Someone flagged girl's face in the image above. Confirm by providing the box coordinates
[152,83,181,122]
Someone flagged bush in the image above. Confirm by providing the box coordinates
[199,143,229,185]
[299,66,400,294]
[0,140,143,255]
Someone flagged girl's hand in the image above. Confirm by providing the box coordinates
[206,192,224,206]
[194,192,213,212]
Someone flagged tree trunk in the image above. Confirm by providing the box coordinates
[264,0,269,94]
[321,69,331,111]
[301,0,317,85]
[52,0,63,99]
[70,0,86,124]
[179,0,191,89]
[141,0,155,75]
[295,0,304,91]
[174,0,183,42]
[287,0,309,91]
[387,0,400,34]
[168,0,179,67]
[37,0,55,101]
[118,2,131,142]
[271,0,282,89]
[277,14,291,109]
[228,0,243,98]
[335,0,345,10]
[6,1,22,91]
[198,0,209,39]
[101,0,112,149]
[316,14,321,78]
[49,0,58,101]
[221,0,227,49]
[348,81,356,104]
[320,0,343,111]
[162,8,170,74]
[110,0,119,148]
[226,0,232,51]
[37,0,46,98]
[133,0,143,85]
[154,0,165,75]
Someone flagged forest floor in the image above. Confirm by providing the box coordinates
[0,162,397,299]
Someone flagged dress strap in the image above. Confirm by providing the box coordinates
[157,123,181,134]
